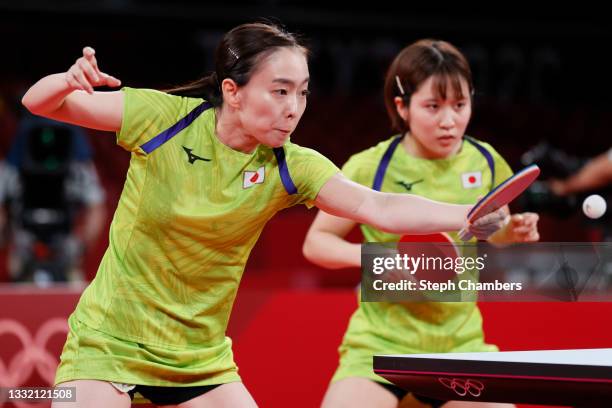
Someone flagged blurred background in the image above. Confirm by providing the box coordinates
[0,2,610,407]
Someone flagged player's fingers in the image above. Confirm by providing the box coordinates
[516,230,539,242]
[100,72,122,87]
[525,230,540,241]
[65,71,84,91]
[476,213,506,230]
[89,54,102,76]
[523,212,539,226]
[68,69,88,92]
[458,228,473,241]
[513,225,533,235]
[68,59,94,92]
[512,224,535,234]
[470,225,499,236]
[509,214,524,226]
[517,224,540,241]
[82,47,106,81]
[83,46,95,58]
[511,213,539,229]
[512,215,534,230]
[472,209,506,227]
[77,58,100,83]
[73,69,93,94]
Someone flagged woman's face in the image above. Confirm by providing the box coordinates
[235,47,310,148]
[402,75,472,159]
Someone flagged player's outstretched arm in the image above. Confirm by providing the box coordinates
[314,173,506,240]
[22,47,123,132]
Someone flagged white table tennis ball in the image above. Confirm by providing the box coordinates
[582,194,607,219]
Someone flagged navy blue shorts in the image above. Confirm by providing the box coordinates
[376,381,446,407]
[128,384,221,405]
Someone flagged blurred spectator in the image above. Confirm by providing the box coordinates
[520,144,611,219]
[0,114,106,284]
[550,148,612,196]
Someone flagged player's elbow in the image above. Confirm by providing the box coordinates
[21,93,37,115]
[302,235,319,265]
[21,93,49,117]
[302,231,334,268]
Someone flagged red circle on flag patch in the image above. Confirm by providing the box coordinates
[468,176,476,184]
[250,173,259,183]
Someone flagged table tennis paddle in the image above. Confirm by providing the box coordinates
[459,164,540,241]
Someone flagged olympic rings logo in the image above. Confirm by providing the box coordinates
[438,377,485,397]
[0,318,68,389]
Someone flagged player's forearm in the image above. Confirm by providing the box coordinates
[22,73,74,116]
[364,192,470,235]
[303,230,361,269]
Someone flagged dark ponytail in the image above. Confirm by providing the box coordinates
[165,72,223,106]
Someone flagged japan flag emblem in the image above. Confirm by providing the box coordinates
[461,171,482,189]
[243,166,265,188]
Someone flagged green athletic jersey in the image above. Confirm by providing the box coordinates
[332,135,513,383]
[59,87,339,385]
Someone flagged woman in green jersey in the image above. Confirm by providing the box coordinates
[23,24,507,408]
[304,39,539,408]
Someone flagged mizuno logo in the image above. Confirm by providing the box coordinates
[396,179,424,191]
[183,146,211,164]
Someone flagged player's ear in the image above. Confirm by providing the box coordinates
[394,96,410,123]
[221,78,240,108]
